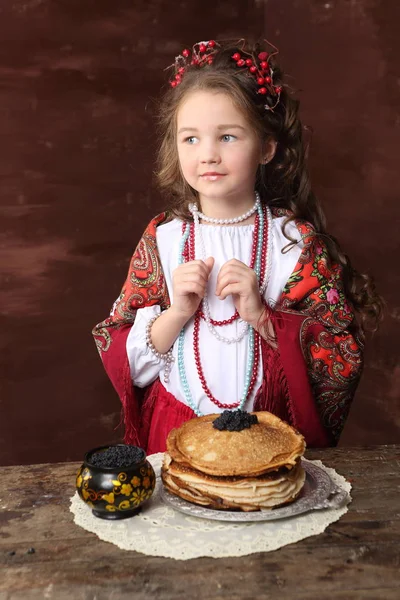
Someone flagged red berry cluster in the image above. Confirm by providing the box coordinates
[231,50,282,102]
[168,40,282,110]
[170,40,218,88]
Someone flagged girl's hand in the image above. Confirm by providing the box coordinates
[171,257,215,320]
[215,259,264,328]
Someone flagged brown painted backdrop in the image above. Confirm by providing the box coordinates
[1,0,399,466]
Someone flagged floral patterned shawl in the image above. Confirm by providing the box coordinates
[93,210,364,448]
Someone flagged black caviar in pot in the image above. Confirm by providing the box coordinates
[76,444,155,520]
[89,445,144,468]
[213,409,259,432]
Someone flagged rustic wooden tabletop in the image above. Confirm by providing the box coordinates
[1,445,399,599]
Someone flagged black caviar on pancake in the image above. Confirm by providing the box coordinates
[212,409,259,432]
[89,445,144,468]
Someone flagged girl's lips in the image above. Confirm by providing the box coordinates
[200,173,226,181]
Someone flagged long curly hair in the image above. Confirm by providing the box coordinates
[155,40,383,331]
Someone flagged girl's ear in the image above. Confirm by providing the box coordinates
[261,138,277,165]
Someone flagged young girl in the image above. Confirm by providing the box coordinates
[93,39,382,453]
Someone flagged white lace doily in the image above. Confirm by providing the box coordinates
[70,453,351,560]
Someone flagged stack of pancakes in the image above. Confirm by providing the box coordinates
[161,411,306,512]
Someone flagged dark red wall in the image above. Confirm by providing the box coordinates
[1,0,398,466]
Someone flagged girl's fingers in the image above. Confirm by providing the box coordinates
[217,263,251,278]
[187,258,214,274]
[216,271,254,296]
[218,259,247,274]
[215,276,240,297]
[176,273,208,287]
[204,256,215,276]
[177,263,211,280]
[217,283,243,301]
[180,282,205,298]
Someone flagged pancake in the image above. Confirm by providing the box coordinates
[162,411,306,512]
[162,457,305,511]
[167,411,305,477]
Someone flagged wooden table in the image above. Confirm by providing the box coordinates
[1,446,399,599]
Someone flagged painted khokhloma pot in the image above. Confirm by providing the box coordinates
[76,444,155,520]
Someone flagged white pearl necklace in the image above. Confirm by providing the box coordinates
[188,193,260,224]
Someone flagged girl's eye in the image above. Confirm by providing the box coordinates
[221,134,236,142]
[184,136,198,144]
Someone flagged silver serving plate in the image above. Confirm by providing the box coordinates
[160,458,349,522]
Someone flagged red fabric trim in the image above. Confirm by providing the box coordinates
[101,326,197,452]
[269,311,331,447]
[140,379,196,454]
[253,343,290,422]
[99,325,142,446]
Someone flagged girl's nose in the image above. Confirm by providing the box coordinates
[200,142,220,164]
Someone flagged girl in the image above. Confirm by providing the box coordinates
[93,39,382,452]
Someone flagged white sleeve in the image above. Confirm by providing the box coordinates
[126,305,163,388]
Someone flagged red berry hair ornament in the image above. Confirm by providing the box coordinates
[168,40,220,88]
[167,39,282,112]
[230,40,282,111]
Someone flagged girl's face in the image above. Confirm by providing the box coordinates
[176,90,270,211]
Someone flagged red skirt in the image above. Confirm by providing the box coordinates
[140,379,197,455]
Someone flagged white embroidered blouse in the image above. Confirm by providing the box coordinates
[126,217,304,413]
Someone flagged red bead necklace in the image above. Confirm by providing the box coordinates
[181,208,268,409]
